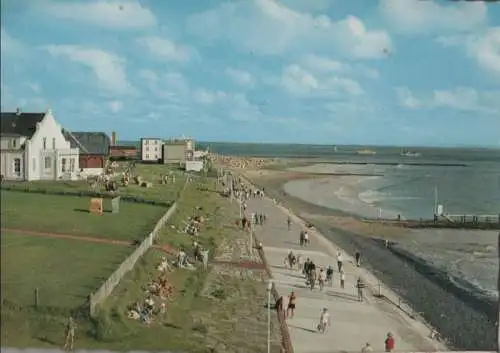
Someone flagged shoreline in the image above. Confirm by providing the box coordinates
[244,168,498,350]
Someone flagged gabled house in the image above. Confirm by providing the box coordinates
[63,131,110,172]
[0,108,79,181]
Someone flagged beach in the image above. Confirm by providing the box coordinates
[242,162,498,351]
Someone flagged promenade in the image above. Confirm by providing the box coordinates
[245,195,446,353]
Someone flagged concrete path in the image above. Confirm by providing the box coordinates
[245,195,446,353]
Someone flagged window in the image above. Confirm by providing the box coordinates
[12,139,17,148]
[70,158,76,172]
[146,140,149,145]
[146,154,150,159]
[61,158,67,172]
[146,147,149,151]
[154,140,158,145]
[52,138,56,149]
[13,158,21,176]
[154,147,158,152]
[43,137,47,150]
[44,156,51,169]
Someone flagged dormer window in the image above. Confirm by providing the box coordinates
[12,139,16,148]
[43,137,47,150]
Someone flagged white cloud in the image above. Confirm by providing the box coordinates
[380,0,487,34]
[302,54,380,79]
[395,87,421,109]
[225,67,255,87]
[37,0,157,29]
[396,86,500,114]
[42,45,134,94]
[436,27,500,77]
[187,0,392,59]
[109,100,123,113]
[1,28,24,55]
[138,69,159,82]
[27,82,41,93]
[137,37,193,63]
[281,64,363,97]
[193,89,228,105]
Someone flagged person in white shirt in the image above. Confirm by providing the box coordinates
[336,251,343,272]
[318,268,327,291]
[317,308,331,333]
[303,231,309,247]
[340,270,346,289]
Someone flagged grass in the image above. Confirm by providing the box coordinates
[1,232,133,348]
[1,176,280,352]
[1,162,186,203]
[1,191,167,241]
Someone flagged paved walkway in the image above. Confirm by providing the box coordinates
[245,196,446,353]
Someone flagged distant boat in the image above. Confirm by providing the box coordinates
[357,149,376,155]
[400,149,422,157]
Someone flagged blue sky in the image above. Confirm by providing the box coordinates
[1,0,499,147]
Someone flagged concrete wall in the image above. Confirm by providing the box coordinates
[162,144,186,164]
[140,138,163,161]
[0,151,25,180]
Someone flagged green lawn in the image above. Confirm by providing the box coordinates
[1,232,133,348]
[1,163,186,203]
[1,191,167,241]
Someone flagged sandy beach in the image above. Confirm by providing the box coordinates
[240,162,498,350]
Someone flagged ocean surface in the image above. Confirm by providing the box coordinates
[202,143,500,305]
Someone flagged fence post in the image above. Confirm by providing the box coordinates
[34,288,39,308]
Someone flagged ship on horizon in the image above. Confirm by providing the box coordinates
[400,149,422,157]
[357,148,377,155]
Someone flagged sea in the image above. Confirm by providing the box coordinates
[201,143,500,304]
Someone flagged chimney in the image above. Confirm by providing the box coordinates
[111,131,117,146]
[16,108,21,116]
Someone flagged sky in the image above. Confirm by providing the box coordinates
[1,0,499,147]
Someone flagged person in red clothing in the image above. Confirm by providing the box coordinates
[384,332,395,352]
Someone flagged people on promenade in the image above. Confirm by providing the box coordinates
[384,332,395,352]
[317,308,331,333]
[356,277,366,302]
[281,293,289,319]
[303,230,309,246]
[326,265,334,286]
[299,230,305,246]
[355,250,362,267]
[337,251,343,272]
[318,268,326,291]
[287,291,296,318]
[340,269,345,289]
[361,343,373,352]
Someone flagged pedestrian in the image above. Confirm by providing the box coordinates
[362,343,373,352]
[336,251,343,272]
[326,265,334,286]
[356,277,366,302]
[355,250,361,267]
[303,231,309,247]
[318,268,326,291]
[287,291,296,318]
[63,316,77,351]
[340,269,345,289]
[287,216,292,230]
[282,294,289,319]
[385,333,395,352]
[299,230,305,247]
[317,308,330,333]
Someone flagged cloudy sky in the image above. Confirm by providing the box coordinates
[1,0,499,147]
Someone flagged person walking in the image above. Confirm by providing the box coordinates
[340,269,345,289]
[356,277,366,302]
[336,251,343,272]
[317,308,331,333]
[355,250,361,267]
[287,216,292,230]
[281,294,289,319]
[303,231,309,247]
[318,268,326,291]
[287,291,297,318]
[309,263,317,290]
[326,265,334,286]
[384,332,395,352]
[63,316,77,351]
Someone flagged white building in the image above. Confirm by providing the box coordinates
[0,108,80,181]
[140,137,163,162]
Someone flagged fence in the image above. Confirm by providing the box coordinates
[88,202,178,317]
